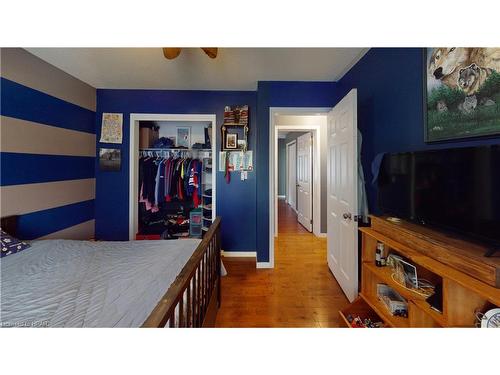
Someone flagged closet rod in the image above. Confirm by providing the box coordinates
[139,148,212,151]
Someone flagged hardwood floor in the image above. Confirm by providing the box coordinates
[215,198,349,327]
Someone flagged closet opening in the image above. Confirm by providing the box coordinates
[129,114,217,240]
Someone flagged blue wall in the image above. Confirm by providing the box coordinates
[93,49,500,264]
[94,89,257,252]
[336,48,500,214]
[94,82,338,261]
[255,81,340,262]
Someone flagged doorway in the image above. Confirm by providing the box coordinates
[269,93,360,303]
[268,107,330,268]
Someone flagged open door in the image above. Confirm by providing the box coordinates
[327,89,358,302]
[286,141,297,210]
[296,132,313,232]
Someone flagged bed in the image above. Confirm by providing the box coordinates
[0,216,221,328]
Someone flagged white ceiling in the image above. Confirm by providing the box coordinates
[26,48,368,91]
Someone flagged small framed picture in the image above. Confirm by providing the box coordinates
[99,148,121,172]
[177,127,191,148]
[225,133,237,149]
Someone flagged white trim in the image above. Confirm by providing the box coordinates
[277,195,286,199]
[317,233,327,238]
[269,107,331,269]
[222,251,256,257]
[129,113,217,240]
[256,262,273,269]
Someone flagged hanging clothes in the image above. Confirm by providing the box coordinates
[187,159,202,208]
[155,158,166,206]
[138,155,203,211]
[139,156,159,213]
[137,148,208,238]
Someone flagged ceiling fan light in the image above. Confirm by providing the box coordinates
[201,48,218,59]
[162,48,181,59]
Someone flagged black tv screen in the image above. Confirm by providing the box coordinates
[378,145,500,247]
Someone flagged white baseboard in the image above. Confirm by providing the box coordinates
[222,251,256,258]
[316,232,327,238]
[256,262,273,269]
[277,195,286,199]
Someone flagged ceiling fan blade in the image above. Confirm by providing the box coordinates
[201,48,218,59]
[162,48,181,59]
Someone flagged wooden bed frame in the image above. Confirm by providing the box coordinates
[0,215,222,328]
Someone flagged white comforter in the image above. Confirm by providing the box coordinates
[0,239,200,327]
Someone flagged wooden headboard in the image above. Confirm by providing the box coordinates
[1,215,19,236]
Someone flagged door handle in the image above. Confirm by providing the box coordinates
[343,212,352,220]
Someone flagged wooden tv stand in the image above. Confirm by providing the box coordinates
[340,215,500,328]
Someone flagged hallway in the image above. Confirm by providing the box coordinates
[215,199,349,327]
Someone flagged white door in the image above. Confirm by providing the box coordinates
[327,89,358,302]
[296,132,313,232]
[286,141,297,210]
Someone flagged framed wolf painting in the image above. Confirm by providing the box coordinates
[424,48,500,142]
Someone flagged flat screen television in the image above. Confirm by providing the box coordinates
[377,145,500,252]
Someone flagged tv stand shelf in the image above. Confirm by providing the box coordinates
[359,292,410,328]
[340,215,500,328]
[370,216,500,288]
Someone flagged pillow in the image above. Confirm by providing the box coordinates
[0,228,30,258]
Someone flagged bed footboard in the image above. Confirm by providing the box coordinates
[142,217,221,328]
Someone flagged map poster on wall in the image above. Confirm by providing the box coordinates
[100,113,123,144]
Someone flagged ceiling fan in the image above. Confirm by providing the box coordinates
[162,48,218,60]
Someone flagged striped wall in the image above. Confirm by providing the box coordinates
[0,48,96,240]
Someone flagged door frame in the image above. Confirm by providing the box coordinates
[128,113,217,240]
[266,107,330,269]
[285,139,297,211]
